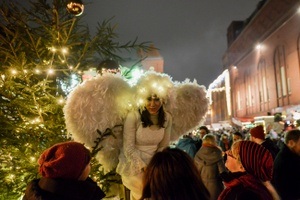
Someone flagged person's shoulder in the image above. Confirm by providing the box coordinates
[23,179,45,200]
[164,110,172,119]
[126,110,140,120]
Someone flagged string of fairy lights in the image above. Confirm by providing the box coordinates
[208,69,231,116]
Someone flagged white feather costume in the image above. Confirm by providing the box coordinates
[169,79,209,141]
[63,73,134,171]
[63,70,209,172]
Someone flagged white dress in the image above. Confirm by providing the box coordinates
[116,110,172,200]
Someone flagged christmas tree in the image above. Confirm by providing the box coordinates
[0,0,150,199]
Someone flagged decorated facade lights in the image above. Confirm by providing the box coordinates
[208,69,231,116]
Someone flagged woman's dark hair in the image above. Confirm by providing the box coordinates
[285,129,300,144]
[199,125,209,133]
[233,131,243,138]
[140,106,165,128]
[140,147,210,200]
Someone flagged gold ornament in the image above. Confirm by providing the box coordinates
[66,0,84,16]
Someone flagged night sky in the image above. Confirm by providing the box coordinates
[83,0,261,88]
[12,0,262,87]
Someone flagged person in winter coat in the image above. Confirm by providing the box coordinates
[23,141,105,200]
[218,140,280,200]
[250,125,280,160]
[194,133,226,200]
[273,129,300,200]
[176,132,198,158]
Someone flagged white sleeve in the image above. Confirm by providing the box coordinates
[157,112,172,151]
[123,111,146,169]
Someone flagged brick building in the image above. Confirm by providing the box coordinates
[138,44,164,72]
[210,0,300,125]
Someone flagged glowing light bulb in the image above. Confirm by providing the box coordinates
[50,47,57,52]
[11,69,17,75]
[57,98,64,104]
[61,47,68,54]
[256,44,263,50]
[30,157,36,162]
[48,69,54,74]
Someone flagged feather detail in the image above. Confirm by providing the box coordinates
[134,70,174,109]
[169,79,209,141]
[94,125,124,171]
[63,74,134,171]
[63,71,209,171]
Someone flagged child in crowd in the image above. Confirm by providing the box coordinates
[23,141,105,200]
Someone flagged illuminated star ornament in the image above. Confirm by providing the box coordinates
[66,0,84,16]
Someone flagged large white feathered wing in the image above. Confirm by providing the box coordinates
[63,73,134,171]
[168,79,209,141]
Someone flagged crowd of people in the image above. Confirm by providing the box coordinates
[23,122,300,200]
[21,69,300,200]
[175,124,300,200]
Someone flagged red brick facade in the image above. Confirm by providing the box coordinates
[214,0,300,123]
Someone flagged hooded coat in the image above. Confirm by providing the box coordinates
[194,144,226,200]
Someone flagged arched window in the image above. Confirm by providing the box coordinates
[257,58,268,112]
[234,78,241,115]
[244,69,252,115]
[297,33,300,76]
[274,45,289,107]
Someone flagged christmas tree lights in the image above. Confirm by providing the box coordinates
[0,0,151,199]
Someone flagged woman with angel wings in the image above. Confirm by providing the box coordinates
[63,70,209,200]
[116,72,173,200]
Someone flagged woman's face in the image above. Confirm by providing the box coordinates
[145,95,162,115]
[225,150,244,173]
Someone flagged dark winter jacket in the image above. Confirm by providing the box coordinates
[261,138,280,160]
[23,177,105,200]
[273,144,300,200]
[194,144,226,200]
[218,172,273,200]
[176,136,200,158]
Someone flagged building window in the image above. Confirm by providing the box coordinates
[237,90,241,110]
[274,45,289,106]
[297,33,300,75]
[287,77,291,94]
[277,82,281,98]
[248,85,252,106]
[257,58,268,112]
[263,76,268,102]
[245,70,251,109]
[280,66,287,96]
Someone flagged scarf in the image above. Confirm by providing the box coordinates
[218,172,273,200]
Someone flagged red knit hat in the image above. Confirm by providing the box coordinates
[38,141,91,180]
[238,141,273,182]
[250,125,265,140]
